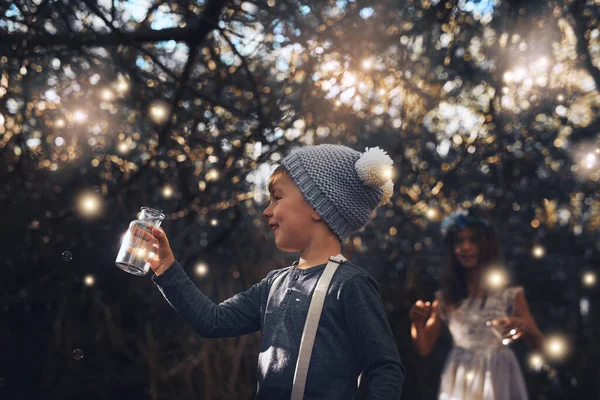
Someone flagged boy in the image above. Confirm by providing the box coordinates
[142,144,405,398]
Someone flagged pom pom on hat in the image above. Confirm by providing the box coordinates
[356,147,395,205]
[380,180,394,206]
[355,147,394,188]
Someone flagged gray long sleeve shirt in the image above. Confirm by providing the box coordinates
[152,259,405,399]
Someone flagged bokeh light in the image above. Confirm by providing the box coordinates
[206,169,220,181]
[83,275,96,287]
[77,192,102,218]
[116,79,129,93]
[162,185,173,198]
[149,102,169,124]
[426,208,439,221]
[584,153,597,169]
[195,263,208,277]
[101,89,113,101]
[532,245,546,259]
[382,166,393,180]
[583,272,597,287]
[528,353,545,370]
[544,335,570,362]
[118,142,129,154]
[73,110,87,123]
[484,267,509,290]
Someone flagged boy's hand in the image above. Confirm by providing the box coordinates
[131,226,175,276]
[409,300,431,326]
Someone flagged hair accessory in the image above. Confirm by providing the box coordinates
[440,207,491,239]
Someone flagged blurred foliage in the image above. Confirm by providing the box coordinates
[1,0,599,398]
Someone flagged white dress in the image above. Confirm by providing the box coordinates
[437,287,529,400]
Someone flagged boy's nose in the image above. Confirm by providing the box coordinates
[263,205,272,218]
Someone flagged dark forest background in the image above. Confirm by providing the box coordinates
[1,0,599,398]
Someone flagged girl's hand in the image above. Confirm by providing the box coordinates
[492,316,527,342]
[410,300,432,326]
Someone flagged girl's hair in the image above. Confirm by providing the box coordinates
[440,209,500,307]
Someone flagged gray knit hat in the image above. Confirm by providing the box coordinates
[281,144,394,240]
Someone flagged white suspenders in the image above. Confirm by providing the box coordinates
[265,255,347,400]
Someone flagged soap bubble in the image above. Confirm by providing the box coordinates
[62,251,73,262]
[72,349,84,360]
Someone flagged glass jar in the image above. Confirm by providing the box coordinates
[115,207,165,275]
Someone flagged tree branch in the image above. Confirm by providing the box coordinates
[570,0,600,92]
[3,0,228,50]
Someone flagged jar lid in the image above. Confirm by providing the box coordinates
[140,207,165,219]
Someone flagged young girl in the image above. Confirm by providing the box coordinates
[410,208,544,400]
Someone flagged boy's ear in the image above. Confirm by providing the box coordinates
[311,208,322,222]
